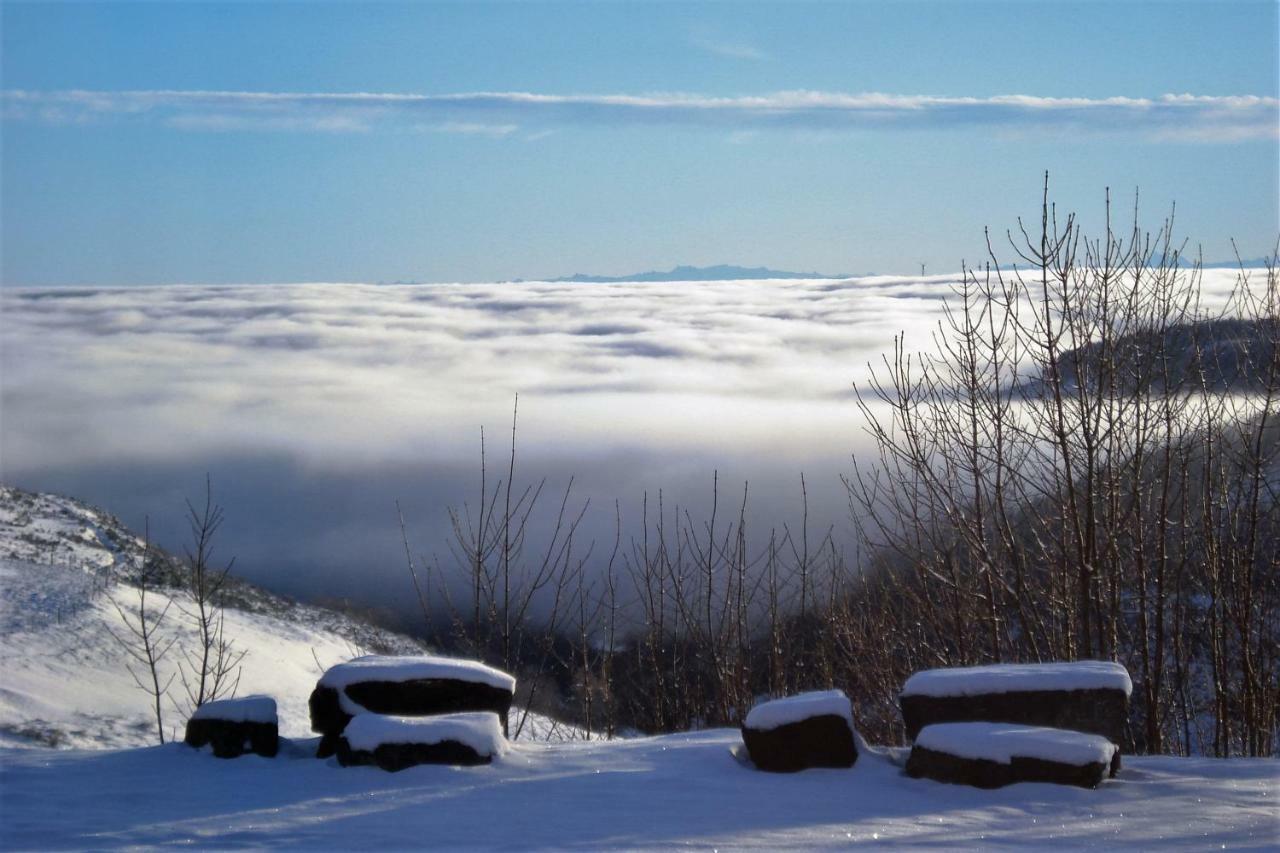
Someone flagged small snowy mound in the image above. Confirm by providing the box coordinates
[185,695,279,759]
[337,712,506,771]
[742,690,858,773]
[190,695,277,724]
[901,661,1133,698]
[907,722,1116,790]
[744,690,853,731]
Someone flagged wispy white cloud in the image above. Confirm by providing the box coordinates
[3,88,1276,141]
[689,35,769,61]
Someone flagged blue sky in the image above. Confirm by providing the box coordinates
[2,1,1277,286]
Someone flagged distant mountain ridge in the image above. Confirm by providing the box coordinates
[546,264,857,283]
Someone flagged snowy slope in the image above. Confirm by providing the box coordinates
[0,485,432,748]
[1,732,1276,849]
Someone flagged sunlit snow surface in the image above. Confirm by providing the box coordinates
[1,734,1275,849]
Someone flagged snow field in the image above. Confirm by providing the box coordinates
[2,731,1275,849]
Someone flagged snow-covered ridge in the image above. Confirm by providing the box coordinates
[342,711,507,756]
[915,722,1119,766]
[901,661,1133,698]
[319,654,516,693]
[744,690,853,731]
[0,483,586,750]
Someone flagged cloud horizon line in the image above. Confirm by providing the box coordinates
[4,88,1277,141]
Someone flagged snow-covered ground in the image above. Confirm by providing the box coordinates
[2,484,1277,849]
[2,732,1276,849]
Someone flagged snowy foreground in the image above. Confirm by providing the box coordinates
[2,732,1276,850]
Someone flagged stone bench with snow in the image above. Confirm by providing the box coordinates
[740,690,859,773]
[184,695,279,759]
[310,654,516,757]
[905,722,1117,789]
[336,711,507,772]
[899,661,1131,773]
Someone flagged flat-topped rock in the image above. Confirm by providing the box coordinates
[741,690,858,773]
[901,661,1132,699]
[899,661,1131,756]
[310,655,516,757]
[906,722,1117,789]
[336,711,506,772]
[184,695,279,758]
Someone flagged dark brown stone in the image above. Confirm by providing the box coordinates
[309,678,514,758]
[905,744,1109,789]
[335,736,492,772]
[184,719,279,759]
[900,688,1128,753]
[741,714,858,773]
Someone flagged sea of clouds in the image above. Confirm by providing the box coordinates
[0,271,1246,619]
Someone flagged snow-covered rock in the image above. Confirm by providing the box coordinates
[185,696,279,758]
[899,661,1132,751]
[742,690,858,772]
[901,661,1133,698]
[914,722,1118,766]
[310,654,516,756]
[906,722,1118,789]
[337,711,506,771]
[744,689,852,732]
[190,695,277,724]
[319,654,516,696]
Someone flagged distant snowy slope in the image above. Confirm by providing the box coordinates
[0,485,437,749]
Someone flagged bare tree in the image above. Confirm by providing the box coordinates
[177,476,245,710]
[107,521,176,743]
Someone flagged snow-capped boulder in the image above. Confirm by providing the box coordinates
[905,722,1117,789]
[184,695,279,758]
[741,690,858,773]
[336,711,506,771]
[310,654,516,757]
[899,661,1130,771]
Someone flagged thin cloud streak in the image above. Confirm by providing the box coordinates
[3,89,1276,140]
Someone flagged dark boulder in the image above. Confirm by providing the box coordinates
[742,714,859,773]
[184,696,279,759]
[899,662,1131,775]
[906,745,1109,789]
[336,737,493,772]
[334,711,504,772]
[740,691,859,772]
[310,656,516,757]
[900,688,1129,746]
[905,722,1116,789]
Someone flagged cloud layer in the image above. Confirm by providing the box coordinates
[0,271,1249,613]
[4,89,1276,140]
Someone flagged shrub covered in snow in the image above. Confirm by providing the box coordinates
[741,690,858,773]
[905,722,1117,789]
[310,654,516,756]
[336,711,506,771]
[184,695,279,758]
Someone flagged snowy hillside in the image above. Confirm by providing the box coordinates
[0,484,435,748]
